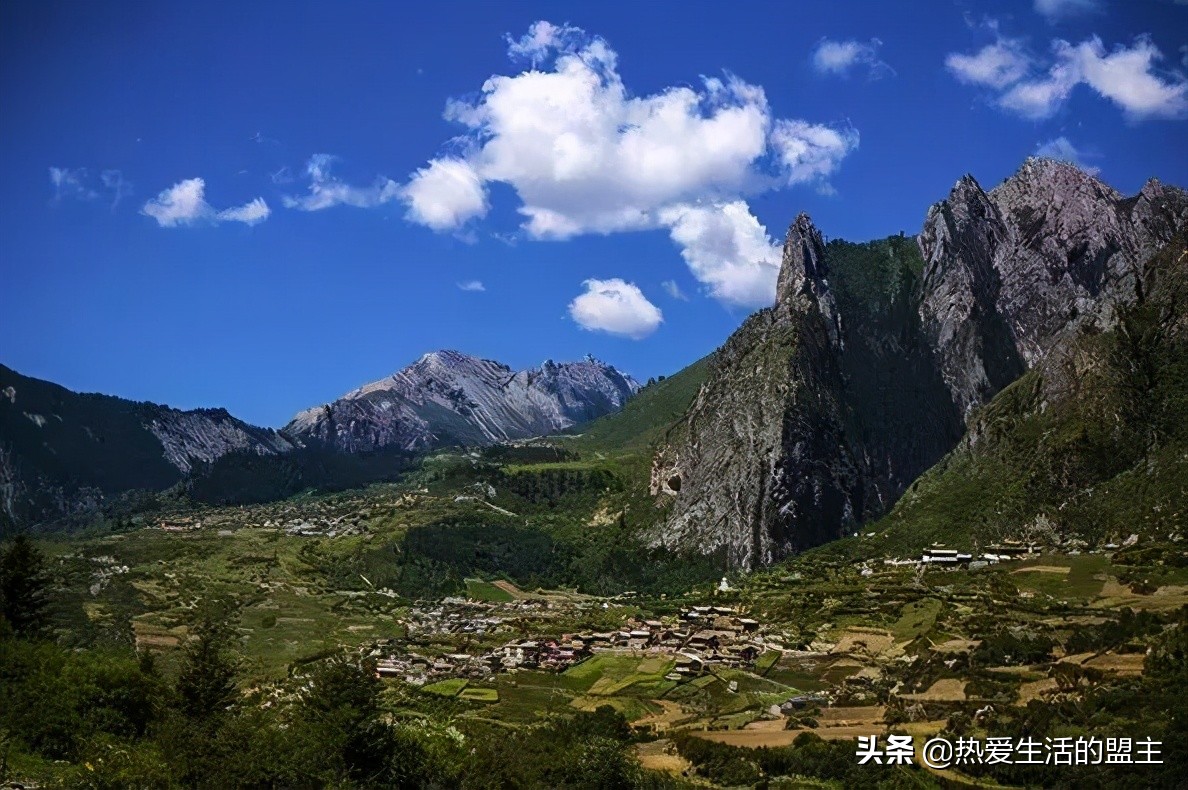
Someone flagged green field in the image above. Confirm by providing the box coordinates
[464,578,515,602]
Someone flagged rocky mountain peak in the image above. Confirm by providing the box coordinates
[284,352,639,453]
[651,159,1186,569]
[776,213,841,346]
[776,213,826,303]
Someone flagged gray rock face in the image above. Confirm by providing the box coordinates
[147,408,296,474]
[921,158,1188,416]
[283,350,639,453]
[651,158,1187,569]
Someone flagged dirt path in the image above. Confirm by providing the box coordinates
[491,580,527,599]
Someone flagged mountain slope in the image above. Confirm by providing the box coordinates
[648,159,1188,568]
[283,350,639,453]
[877,231,1188,551]
[571,355,712,454]
[0,365,295,531]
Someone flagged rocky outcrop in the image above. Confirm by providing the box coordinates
[147,409,295,474]
[283,350,639,453]
[650,158,1187,569]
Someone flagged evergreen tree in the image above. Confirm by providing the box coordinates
[0,535,49,638]
[175,606,239,723]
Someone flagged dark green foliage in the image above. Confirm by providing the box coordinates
[0,365,185,531]
[293,654,439,787]
[175,607,240,723]
[365,518,722,599]
[0,535,49,637]
[499,464,620,507]
[958,608,1188,788]
[0,639,166,761]
[459,706,655,789]
[672,729,939,788]
[482,443,578,464]
[186,444,416,506]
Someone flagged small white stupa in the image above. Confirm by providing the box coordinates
[718,576,731,592]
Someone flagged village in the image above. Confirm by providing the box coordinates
[876,540,1039,570]
[368,601,773,686]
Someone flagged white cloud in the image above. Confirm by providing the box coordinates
[1035,136,1100,174]
[661,280,689,300]
[141,178,209,226]
[658,201,781,308]
[506,20,583,63]
[568,278,663,339]
[283,154,401,211]
[946,39,1033,88]
[998,59,1080,118]
[811,38,895,79]
[949,32,1188,120]
[1068,36,1188,119]
[770,120,859,185]
[141,178,270,228]
[400,20,858,310]
[1034,0,1103,21]
[457,280,486,292]
[217,197,271,226]
[49,167,97,202]
[402,158,488,230]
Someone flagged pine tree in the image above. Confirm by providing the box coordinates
[175,607,239,722]
[0,535,49,638]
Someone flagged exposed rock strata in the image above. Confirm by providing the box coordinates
[284,350,639,452]
[651,159,1187,568]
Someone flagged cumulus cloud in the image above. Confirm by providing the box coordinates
[141,178,270,227]
[1034,0,1103,21]
[770,120,860,185]
[402,158,488,230]
[658,201,781,308]
[568,278,663,339]
[661,280,689,300]
[948,31,1188,120]
[811,38,895,79]
[399,20,859,310]
[457,280,486,292]
[283,154,400,211]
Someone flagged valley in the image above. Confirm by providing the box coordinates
[20,458,1188,787]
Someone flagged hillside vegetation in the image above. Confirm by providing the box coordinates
[872,233,1188,553]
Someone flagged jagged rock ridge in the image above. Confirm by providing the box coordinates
[284,350,640,452]
[650,158,1188,569]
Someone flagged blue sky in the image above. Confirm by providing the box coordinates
[2,0,1186,427]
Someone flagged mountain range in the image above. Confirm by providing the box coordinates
[3,157,1185,568]
[0,354,638,530]
[284,351,639,452]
